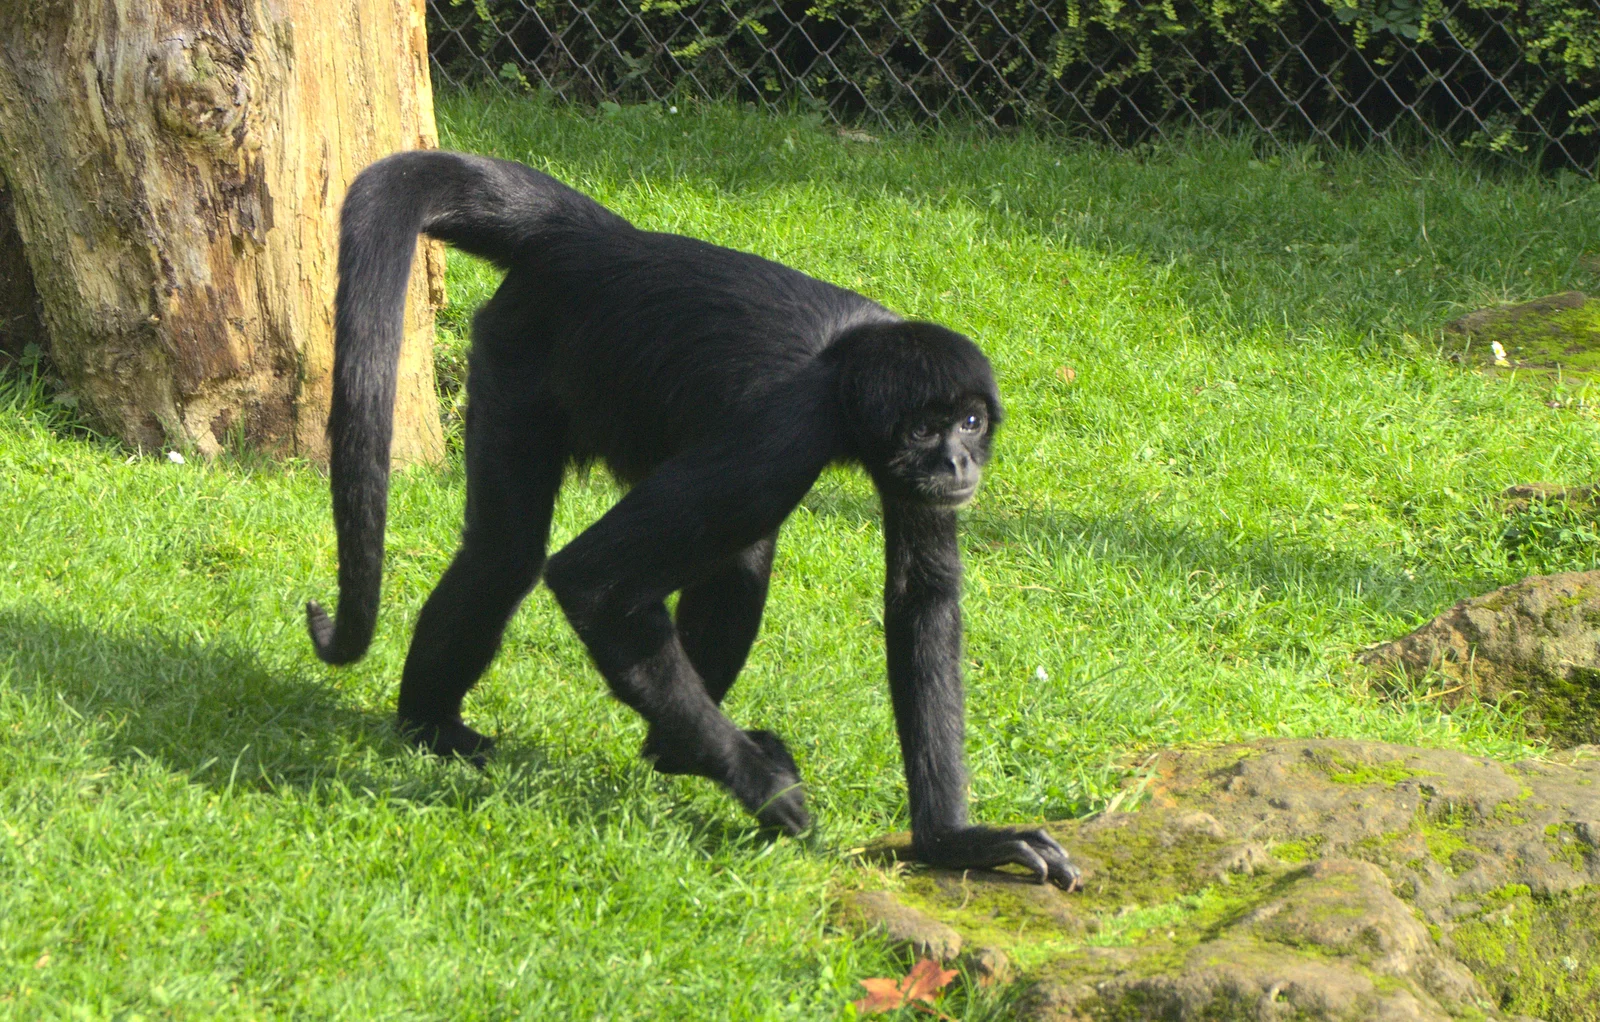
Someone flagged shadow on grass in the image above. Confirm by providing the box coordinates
[437,93,1599,344]
[0,606,803,852]
[0,605,394,783]
[801,483,1499,627]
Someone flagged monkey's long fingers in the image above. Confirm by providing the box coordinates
[1015,828,1082,891]
[754,782,811,836]
[921,827,1083,891]
[983,836,1079,890]
[738,730,811,837]
[992,838,1051,881]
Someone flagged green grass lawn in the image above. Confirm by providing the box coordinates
[3,92,1599,1019]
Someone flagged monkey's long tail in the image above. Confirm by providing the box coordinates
[307,149,611,665]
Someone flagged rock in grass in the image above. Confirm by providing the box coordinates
[1444,291,1600,376]
[1501,482,1600,513]
[1358,572,1600,747]
[839,889,963,960]
[847,739,1600,1021]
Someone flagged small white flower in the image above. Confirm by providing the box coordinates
[668,105,678,114]
[167,450,185,464]
[1491,340,1510,367]
[1034,665,1049,682]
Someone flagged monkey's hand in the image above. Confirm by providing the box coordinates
[913,825,1082,891]
[732,729,811,838]
[644,726,811,837]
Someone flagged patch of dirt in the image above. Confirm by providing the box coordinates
[1444,292,1600,379]
[844,739,1600,1021]
[1359,572,1600,748]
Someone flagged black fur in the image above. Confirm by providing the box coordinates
[308,149,1079,888]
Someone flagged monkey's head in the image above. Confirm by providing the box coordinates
[828,321,1003,508]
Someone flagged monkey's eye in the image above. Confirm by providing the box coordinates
[958,413,985,433]
[910,423,937,442]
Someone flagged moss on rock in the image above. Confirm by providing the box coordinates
[1446,885,1600,1021]
[1358,572,1600,748]
[1445,291,1600,378]
[840,739,1600,1021]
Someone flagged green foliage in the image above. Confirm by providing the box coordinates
[1501,498,1600,566]
[428,0,1599,163]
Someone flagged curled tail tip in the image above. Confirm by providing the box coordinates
[305,599,337,662]
[306,599,365,665]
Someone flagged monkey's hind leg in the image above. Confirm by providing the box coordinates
[397,400,565,764]
[674,532,777,705]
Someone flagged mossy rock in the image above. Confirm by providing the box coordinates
[1501,483,1600,515]
[841,739,1600,1021]
[1358,572,1600,748]
[1445,292,1600,379]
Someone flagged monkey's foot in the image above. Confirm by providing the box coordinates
[398,715,496,768]
[913,825,1082,891]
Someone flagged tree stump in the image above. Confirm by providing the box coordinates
[0,0,445,464]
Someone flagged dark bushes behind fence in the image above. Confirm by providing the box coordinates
[426,0,1599,174]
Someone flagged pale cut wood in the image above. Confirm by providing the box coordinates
[0,0,445,464]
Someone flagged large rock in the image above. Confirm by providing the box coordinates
[1358,572,1600,747]
[844,739,1600,1021]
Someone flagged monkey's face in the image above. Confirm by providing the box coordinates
[828,319,1003,507]
[884,398,993,508]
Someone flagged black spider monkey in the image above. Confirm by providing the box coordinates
[306,150,1079,888]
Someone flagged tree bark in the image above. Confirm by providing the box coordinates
[0,0,445,464]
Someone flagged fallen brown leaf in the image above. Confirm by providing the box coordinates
[852,958,958,1017]
[902,958,959,1006]
[853,976,907,1014]
[1056,365,1076,383]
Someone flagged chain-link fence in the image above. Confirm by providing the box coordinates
[426,0,1600,175]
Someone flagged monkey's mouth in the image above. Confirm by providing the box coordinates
[920,481,978,508]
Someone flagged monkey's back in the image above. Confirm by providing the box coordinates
[477,223,896,483]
